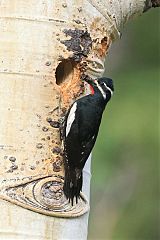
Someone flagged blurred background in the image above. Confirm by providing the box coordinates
[88,9,159,240]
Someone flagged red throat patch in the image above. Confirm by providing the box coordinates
[90,85,94,95]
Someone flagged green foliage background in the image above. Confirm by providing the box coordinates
[88,9,159,240]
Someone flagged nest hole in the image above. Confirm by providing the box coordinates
[56,60,75,85]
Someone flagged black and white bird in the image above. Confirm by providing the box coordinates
[63,77,114,205]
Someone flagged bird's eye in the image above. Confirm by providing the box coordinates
[97,80,102,85]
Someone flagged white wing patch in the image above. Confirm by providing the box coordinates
[66,102,77,137]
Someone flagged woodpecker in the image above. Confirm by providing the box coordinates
[63,77,114,205]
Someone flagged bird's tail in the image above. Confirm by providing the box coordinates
[63,167,82,205]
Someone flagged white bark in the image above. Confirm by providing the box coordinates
[0,0,157,239]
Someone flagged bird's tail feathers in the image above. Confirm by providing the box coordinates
[63,167,82,205]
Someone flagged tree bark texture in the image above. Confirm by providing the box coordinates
[0,0,159,239]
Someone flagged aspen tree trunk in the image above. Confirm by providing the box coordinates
[0,0,159,239]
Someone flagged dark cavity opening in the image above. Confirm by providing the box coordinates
[55,59,75,85]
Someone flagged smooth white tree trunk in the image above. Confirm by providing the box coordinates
[0,0,158,239]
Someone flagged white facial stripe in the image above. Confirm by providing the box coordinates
[103,83,113,96]
[95,80,106,99]
[66,102,77,137]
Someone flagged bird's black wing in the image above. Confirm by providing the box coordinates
[76,96,103,167]
[64,95,104,168]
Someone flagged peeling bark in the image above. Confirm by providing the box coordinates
[144,0,160,11]
[151,0,160,7]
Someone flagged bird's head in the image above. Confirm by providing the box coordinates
[85,77,114,101]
